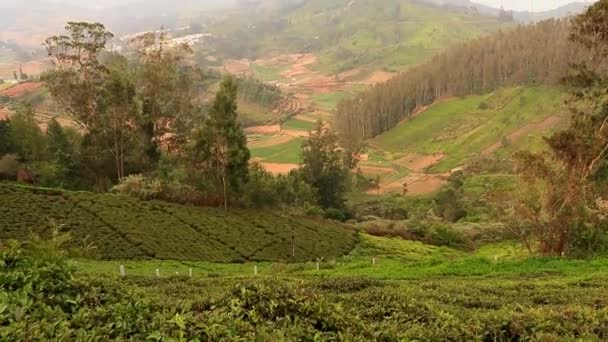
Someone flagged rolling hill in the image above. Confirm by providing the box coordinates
[356,86,568,195]
[420,0,592,22]
[210,0,513,74]
[0,182,357,262]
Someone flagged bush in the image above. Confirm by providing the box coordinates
[111,174,163,200]
[352,196,409,221]
[324,208,349,222]
[0,154,20,180]
[361,220,414,240]
[111,174,204,205]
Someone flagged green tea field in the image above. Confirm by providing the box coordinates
[0,183,357,262]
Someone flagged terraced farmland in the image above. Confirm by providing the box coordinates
[0,183,357,262]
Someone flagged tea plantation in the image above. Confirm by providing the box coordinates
[0,183,357,262]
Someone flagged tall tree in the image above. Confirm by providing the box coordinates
[9,103,45,165]
[130,31,203,163]
[101,55,139,180]
[192,76,250,209]
[43,22,114,130]
[505,0,608,256]
[42,22,114,190]
[300,121,349,210]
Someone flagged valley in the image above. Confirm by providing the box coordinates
[1,0,608,340]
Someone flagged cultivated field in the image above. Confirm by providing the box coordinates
[0,183,357,262]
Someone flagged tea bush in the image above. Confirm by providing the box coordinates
[4,239,608,340]
[0,183,357,262]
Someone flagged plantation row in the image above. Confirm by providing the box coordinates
[0,183,357,262]
[6,239,608,341]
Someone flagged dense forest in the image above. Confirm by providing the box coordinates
[235,77,284,108]
[335,19,576,142]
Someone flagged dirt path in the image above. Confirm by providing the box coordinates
[482,116,562,156]
[248,135,295,148]
[0,82,44,97]
[260,163,299,175]
[393,153,445,172]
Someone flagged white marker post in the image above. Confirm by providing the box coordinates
[119,265,125,277]
[156,269,160,278]
[189,268,193,278]
[316,262,320,271]
[254,265,258,276]
[372,257,376,265]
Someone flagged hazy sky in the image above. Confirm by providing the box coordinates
[45,0,598,12]
[474,0,596,12]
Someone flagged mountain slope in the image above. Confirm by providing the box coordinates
[419,0,591,22]
[0,183,357,262]
[370,86,567,173]
[210,0,512,73]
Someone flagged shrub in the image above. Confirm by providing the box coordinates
[111,174,204,205]
[0,154,20,180]
[111,174,163,200]
[478,101,489,110]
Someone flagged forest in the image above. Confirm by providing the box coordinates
[335,19,577,142]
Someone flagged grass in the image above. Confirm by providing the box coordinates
[214,0,510,74]
[372,86,567,172]
[238,99,275,126]
[312,91,353,112]
[251,64,288,82]
[250,137,304,164]
[0,182,357,262]
[0,83,13,91]
[282,118,315,131]
[76,234,608,281]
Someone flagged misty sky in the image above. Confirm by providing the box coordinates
[474,0,596,11]
[46,0,598,12]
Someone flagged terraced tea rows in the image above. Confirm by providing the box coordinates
[0,183,357,262]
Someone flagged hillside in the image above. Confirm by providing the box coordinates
[335,19,573,140]
[211,0,512,74]
[420,0,591,23]
[358,86,568,194]
[0,183,357,262]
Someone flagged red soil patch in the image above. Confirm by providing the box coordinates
[249,135,295,148]
[406,175,448,196]
[336,68,362,81]
[245,125,282,135]
[370,173,448,196]
[282,129,310,138]
[260,163,299,175]
[0,107,9,121]
[0,82,44,97]
[224,59,251,75]
[393,153,445,172]
[482,116,562,156]
[366,71,395,84]
[359,166,396,176]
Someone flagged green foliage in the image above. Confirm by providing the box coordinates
[336,19,570,140]
[373,86,566,171]
[0,183,357,262]
[191,76,250,207]
[301,121,349,210]
[235,76,283,108]
[212,0,509,73]
[250,137,304,164]
[435,171,467,223]
[8,103,45,164]
[5,239,608,340]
